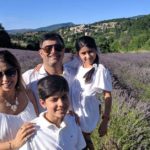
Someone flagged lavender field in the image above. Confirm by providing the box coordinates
[99,52,150,150]
[1,48,150,149]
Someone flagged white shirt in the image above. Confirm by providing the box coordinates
[70,64,112,133]
[22,65,48,113]
[19,112,86,150]
[0,101,36,142]
[22,65,77,113]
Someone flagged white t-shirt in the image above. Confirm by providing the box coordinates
[22,65,76,113]
[70,64,112,133]
[19,112,86,150]
[0,101,36,142]
[22,65,48,113]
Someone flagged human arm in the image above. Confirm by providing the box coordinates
[99,90,112,137]
[0,123,35,150]
[25,88,39,116]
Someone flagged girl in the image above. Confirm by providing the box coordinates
[70,36,112,149]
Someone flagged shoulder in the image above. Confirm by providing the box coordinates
[98,64,107,70]
[64,114,79,128]
[23,69,35,76]
[96,64,111,74]
[22,69,35,82]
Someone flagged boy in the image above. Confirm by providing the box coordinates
[20,75,86,150]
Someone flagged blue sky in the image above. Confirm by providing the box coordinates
[0,0,150,30]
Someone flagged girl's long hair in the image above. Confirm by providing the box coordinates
[75,36,99,83]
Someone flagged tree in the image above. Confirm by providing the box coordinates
[0,24,11,47]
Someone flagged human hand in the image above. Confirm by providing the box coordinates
[98,119,109,137]
[34,64,42,72]
[11,122,36,149]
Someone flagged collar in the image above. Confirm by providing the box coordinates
[39,112,67,129]
[38,65,64,76]
[38,65,48,75]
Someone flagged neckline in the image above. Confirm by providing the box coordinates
[0,101,30,116]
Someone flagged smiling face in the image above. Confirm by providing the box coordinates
[0,61,18,92]
[78,46,97,68]
[40,91,69,125]
[39,40,65,67]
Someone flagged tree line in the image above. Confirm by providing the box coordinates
[0,14,150,53]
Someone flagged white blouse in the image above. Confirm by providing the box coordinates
[70,64,112,133]
[0,101,36,142]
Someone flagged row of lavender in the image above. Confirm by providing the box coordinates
[1,48,150,149]
[0,48,41,72]
[99,52,150,149]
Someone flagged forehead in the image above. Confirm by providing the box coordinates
[49,91,68,97]
[41,40,57,47]
[0,61,12,71]
[79,46,96,53]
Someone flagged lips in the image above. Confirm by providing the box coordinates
[2,81,13,88]
[57,108,67,114]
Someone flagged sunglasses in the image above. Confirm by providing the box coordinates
[0,68,17,78]
[41,44,63,54]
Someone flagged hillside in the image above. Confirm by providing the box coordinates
[8,14,150,53]
[7,22,74,34]
[1,14,150,52]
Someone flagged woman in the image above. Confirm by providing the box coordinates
[0,50,36,150]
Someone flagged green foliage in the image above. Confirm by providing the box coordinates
[92,98,150,150]
[0,24,11,47]
[7,14,150,52]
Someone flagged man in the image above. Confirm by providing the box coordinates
[23,33,67,113]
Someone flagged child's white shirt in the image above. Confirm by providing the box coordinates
[70,64,112,133]
[19,112,86,150]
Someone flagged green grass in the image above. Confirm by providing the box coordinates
[91,97,150,150]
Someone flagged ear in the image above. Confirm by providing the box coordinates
[39,99,47,109]
[39,49,44,59]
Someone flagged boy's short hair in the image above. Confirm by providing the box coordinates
[37,75,69,100]
[39,33,65,49]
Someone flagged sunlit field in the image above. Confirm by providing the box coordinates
[1,48,150,150]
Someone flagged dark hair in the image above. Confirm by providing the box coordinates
[39,33,65,49]
[0,50,22,90]
[75,36,99,83]
[38,75,69,100]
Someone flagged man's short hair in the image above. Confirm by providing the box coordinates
[39,33,65,49]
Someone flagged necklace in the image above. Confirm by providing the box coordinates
[5,96,19,112]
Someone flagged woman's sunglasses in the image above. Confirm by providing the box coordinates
[41,44,63,54]
[0,68,17,78]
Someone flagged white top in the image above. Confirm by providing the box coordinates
[70,64,112,133]
[22,65,48,113]
[19,112,86,150]
[0,101,36,142]
[22,65,75,113]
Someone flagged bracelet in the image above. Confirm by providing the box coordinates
[8,142,12,150]
[102,115,110,121]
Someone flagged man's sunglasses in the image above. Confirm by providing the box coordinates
[0,68,17,78]
[41,44,63,54]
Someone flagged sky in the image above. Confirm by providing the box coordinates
[0,0,150,30]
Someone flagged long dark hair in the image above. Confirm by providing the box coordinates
[0,50,22,90]
[75,36,99,83]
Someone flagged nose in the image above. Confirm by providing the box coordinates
[86,53,91,59]
[1,74,9,81]
[51,45,57,54]
[58,98,64,106]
